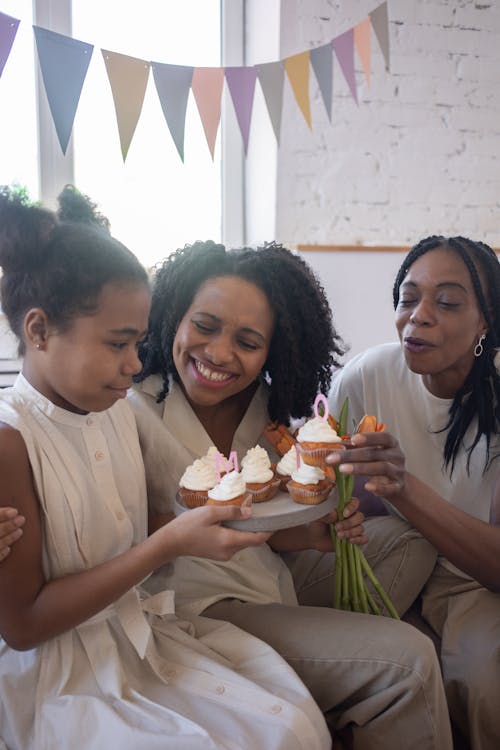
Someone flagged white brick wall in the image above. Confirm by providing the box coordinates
[277,0,500,248]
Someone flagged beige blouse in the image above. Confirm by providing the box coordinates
[129,375,298,616]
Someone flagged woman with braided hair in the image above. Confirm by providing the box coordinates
[130,240,453,750]
[328,235,500,749]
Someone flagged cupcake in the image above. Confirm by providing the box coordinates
[206,470,252,508]
[287,462,332,505]
[179,459,217,508]
[296,416,343,467]
[275,445,299,492]
[241,446,280,503]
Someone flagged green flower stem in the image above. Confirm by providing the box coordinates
[329,396,400,619]
[359,552,400,620]
[341,540,350,610]
[364,584,381,616]
[354,545,369,614]
[347,541,361,612]
[331,524,342,609]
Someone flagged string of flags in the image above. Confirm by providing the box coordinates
[0,3,390,162]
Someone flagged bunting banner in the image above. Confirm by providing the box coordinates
[0,2,390,161]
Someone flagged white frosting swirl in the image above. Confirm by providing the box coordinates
[241,445,274,483]
[201,446,229,473]
[179,459,217,490]
[291,462,326,486]
[297,416,342,444]
[208,470,247,501]
[276,445,299,476]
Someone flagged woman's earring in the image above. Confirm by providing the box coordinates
[474,333,486,358]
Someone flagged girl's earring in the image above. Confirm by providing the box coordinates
[474,333,486,358]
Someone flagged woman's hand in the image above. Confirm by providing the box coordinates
[0,507,25,561]
[326,431,408,499]
[305,497,367,551]
[268,497,367,552]
[157,504,271,562]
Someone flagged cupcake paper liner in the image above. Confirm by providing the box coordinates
[206,491,253,509]
[178,488,209,508]
[286,480,332,505]
[298,443,346,468]
[246,478,280,503]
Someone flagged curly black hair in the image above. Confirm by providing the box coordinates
[393,235,500,475]
[137,240,345,425]
[0,185,148,355]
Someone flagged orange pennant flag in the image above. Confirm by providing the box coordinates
[102,50,150,161]
[354,18,371,87]
[191,67,224,160]
[284,50,311,129]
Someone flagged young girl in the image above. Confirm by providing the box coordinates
[0,188,330,750]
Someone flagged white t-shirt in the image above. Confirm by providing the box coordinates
[129,376,298,616]
[329,342,500,578]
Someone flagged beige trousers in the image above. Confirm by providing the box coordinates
[205,517,452,750]
[421,564,500,750]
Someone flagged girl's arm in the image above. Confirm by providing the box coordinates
[327,431,500,591]
[0,424,270,651]
[0,507,25,561]
[268,498,367,552]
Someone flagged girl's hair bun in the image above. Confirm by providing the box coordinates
[57,184,110,232]
[0,186,56,273]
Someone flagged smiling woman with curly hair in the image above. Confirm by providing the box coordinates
[137,240,344,425]
[129,238,452,750]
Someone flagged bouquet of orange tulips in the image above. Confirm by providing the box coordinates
[328,399,398,618]
[265,399,399,619]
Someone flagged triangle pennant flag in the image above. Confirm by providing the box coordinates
[257,60,284,143]
[191,67,224,160]
[332,29,358,104]
[354,18,371,87]
[152,62,193,162]
[284,51,311,129]
[370,1,390,71]
[102,50,150,161]
[224,66,258,155]
[0,11,19,79]
[310,43,333,121]
[33,26,93,154]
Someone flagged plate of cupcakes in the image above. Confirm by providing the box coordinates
[174,441,338,532]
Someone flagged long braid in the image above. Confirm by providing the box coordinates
[393,236,500,475]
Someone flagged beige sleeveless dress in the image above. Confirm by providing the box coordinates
[0,375,329,750]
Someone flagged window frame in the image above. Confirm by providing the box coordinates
[33,0,245,244]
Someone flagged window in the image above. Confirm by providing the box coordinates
[0,0,239,268]
[72,0,222,267]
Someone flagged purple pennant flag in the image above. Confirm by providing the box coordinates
[310,43,333,121]
[34,26,93,154]
[0,11,20,79]
[225,66,258,155]
[257,60,284,143]
[152,62,193,162]
[332,29,358,104]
